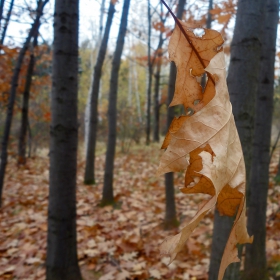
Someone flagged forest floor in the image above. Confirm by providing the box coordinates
[0,141,280,280]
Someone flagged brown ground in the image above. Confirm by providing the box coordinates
[0,143,280,279]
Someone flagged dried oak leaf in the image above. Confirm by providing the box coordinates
[157,19,253,280]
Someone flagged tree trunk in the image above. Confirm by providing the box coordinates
[46,0,81,279]
[201,0,213,89]
[133,60,142,123]
[153,2,164,143]
[0,0,48,207]
[164,0,185,229]
[145,0,152,145]
[98,0,106,41]
[0,0,5,26]
[244,0,279,279]
[84,1,116,185]
[206,0,213,29]
[18,31,39,165]
[128,41,132,107]
[209,0,265,279]
[0,0,14,45]
[84,0,106,154]
[101,0,130,205]
[153,60,162,142]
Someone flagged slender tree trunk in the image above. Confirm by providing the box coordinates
[153,59,162,142]
[98,0,106,40]
[244,0,279,279]
[18,32,39,165]
[201,0,213,89]
[153,2,164,143]
[0,0,5,26]
[101,0,130,205]
[164,0,185,229]
[84,0,106,153]
[0,0,14,46]
[128,37,132,107]
[46,0,81,279]
[27,118,32,158]
[133,60,142,123]
[206,0,213,29]
[146,0,152,145]
[0,0,48,207]
[209,0,265,279]
[84,1,116,185]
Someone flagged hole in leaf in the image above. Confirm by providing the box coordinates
[185,154,190,164]
[189,68,195,77]
[193,99,200,105]
[186,107,194,116]
[193,28,205,38]
[195,75,202,83]
[201,73,208,93]
[217,45,223,51]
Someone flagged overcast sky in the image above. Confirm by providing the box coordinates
[5,0,149,47]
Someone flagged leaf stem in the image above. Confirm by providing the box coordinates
[161,0,215,84]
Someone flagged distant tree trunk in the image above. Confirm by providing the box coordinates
[0,0,48,207]
[201,0,212,89]
[145,0,152,145]
[18,32,39,165]
[153,2,164,143]
[46,0,81,279]
[27,119,32,157]
[164,0,185,229]
[133,60,142,123]
[209,0,265,279]
[206,0,213,29]
[98,0,106,40]
[84,0,106,154]
[244,0,279,279]
[128,38,132,107]
[153,59,162,142]
[0,0,5,26]
[0,0,14,45]
[101,0,130,205]
[84,1,116,185]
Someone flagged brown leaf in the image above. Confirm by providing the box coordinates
[167,19,223,110]
[158,16,253,279]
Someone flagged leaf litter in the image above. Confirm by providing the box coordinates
[0,146,280,279]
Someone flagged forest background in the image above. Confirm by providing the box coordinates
[0,0,280,279]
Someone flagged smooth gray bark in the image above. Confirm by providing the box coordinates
[244,0,279,279]
[146,0,152,145]
[0,0,14,45]
[209,0,265,279]
[84,1,115,185]
[18,32,38,165]
[102,0,130,205]
[46,0,81,279]
[164,0,185,229]
[0,0,48,207]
